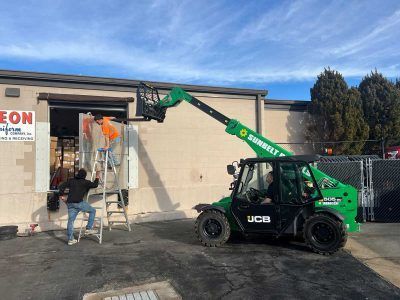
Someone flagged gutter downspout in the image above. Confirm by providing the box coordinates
[256,93,266,135]
[256,93,266,187]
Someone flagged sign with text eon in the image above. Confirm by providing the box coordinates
[0,110,35,141]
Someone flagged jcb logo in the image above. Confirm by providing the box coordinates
[247,216,271,223]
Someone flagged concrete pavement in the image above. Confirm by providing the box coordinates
[0,219,399,299]
[346,222,400,288]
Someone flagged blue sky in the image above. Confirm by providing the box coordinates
[0,0,399,100]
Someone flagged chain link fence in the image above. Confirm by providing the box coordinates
[275,139,399,222]
[316,160,365,222]
[371,160,400,222]
[317,161,363,189]
[315,156,400,223]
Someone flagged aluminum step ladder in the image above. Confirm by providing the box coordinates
[78,148,131,244]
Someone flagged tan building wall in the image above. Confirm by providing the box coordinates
[0,80,258,231]
[0,84,136,230]
[263,103,312,154]
[0,72,311,232]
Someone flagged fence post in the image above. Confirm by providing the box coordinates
[361,160,366,222]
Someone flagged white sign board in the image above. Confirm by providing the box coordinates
[0,110,35,141]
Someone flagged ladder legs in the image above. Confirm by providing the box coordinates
[105,150,131,232]
[78,148,131,244]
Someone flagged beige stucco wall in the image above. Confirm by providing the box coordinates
[0,83,257,231]
[131,93,256,218]
[264,108,312,154]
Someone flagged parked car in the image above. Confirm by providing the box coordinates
[385,146,400,159]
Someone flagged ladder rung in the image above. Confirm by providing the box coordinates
[80,152,130,243]
[109,221,128,224]
[91,190,120,195]
[81,217,102,221]
[87,194,102,198]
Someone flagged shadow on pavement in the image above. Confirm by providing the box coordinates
[141,219,313,254]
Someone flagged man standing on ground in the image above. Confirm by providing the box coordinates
[59,168,99,245]
[94,114,121,166]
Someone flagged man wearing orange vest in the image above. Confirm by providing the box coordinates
[94,114,121,166]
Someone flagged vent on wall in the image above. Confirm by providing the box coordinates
[5,87,20,97]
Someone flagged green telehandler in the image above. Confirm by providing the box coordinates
[135,83,360,254]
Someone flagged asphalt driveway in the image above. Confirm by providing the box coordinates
[0,219,399,299]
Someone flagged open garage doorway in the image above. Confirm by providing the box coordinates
[48,101,127,190]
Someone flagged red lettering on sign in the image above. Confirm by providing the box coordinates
[0,111,6,123]
[21,112,33,124]
[9,111,21,124]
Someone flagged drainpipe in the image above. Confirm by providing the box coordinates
[256,92,267,188]
[256,93,266,134]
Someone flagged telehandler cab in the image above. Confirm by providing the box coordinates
[135,82,359,254]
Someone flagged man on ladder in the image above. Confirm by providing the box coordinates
[94,115,120,167]
[78,146,131,245]
[77,115,131,245]
[59,168,100,245]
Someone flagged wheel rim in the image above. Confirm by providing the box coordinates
[203,218,223,239]
[310,222,336,247]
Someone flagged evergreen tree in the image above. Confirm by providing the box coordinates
[307,68,369,154]
[396,79,400,90]
[359,71,400,147]
[342,87,369,154]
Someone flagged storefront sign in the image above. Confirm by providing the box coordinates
[0,110,35,141]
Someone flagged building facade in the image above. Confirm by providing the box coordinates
[0,70,308,231]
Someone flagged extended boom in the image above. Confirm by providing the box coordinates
[136,83,359,232]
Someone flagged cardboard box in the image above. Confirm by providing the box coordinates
[50,154,56,166]
[60,168,69,182]
[62,139,75,147]
[50,137,58,149]
[50,148,57,169]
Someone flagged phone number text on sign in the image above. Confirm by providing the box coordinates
[0,110,35,141]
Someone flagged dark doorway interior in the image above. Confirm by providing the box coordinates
[50,102,127,137]
[49,101,127,188]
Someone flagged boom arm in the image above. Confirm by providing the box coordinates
[143,84,340,188]
[136,83,359,232]
[157,86,231,125]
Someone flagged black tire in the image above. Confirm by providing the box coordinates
[0,226,18,235]
[303,213,347,255]
[0,233,17,241]
[195,210,231,247]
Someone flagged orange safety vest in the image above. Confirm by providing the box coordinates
[101,117,120,140]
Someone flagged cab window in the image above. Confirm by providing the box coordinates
[279,162,321,204]
[236,162,273,203]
